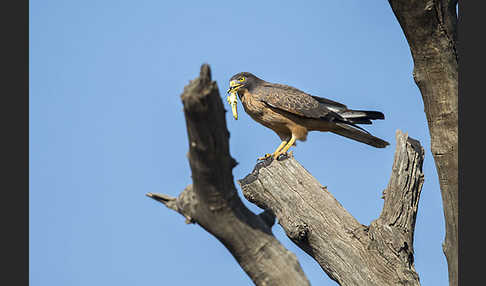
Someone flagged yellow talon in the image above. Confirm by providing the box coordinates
[257,153,273,161]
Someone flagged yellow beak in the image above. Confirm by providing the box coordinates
[227,80,242,93]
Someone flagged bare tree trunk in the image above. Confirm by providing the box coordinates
[147,64,310,286]
[240,131,425,286]
[386,1,458,285]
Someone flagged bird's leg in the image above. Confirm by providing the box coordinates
[273,135,296,159]
[273,140,288,155]
[258,140,288,161]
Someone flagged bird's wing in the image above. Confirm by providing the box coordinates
[255,83,339,119]
[254,82,378,134]
[310,95,348,113]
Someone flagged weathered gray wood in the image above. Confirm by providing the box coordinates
[240,130,424,286]
[387,1,458,285]
[148,64,310,286]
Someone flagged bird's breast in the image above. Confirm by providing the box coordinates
[239,90,265,117]
[239,90,291,131]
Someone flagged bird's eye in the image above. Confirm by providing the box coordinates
[238,77,245,82]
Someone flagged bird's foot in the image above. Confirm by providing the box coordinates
[257,153,273,161]
[273,150,293,161]
[273,152,285,160]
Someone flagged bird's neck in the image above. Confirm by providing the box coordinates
[237,88,248,99]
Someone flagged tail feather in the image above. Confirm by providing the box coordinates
[344,118,372,125]
[340,110,385,120]
[332,122,389,148]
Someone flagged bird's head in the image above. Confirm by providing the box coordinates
[227,72,260,94]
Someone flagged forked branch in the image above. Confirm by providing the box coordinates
[149,64,425,286]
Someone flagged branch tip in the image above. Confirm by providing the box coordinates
[200,63,211,81]
[146,192,178,211]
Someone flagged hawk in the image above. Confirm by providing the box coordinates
[226,72,389,160]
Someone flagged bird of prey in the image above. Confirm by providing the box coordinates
[226,72,389,160]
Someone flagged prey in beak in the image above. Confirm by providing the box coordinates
[227,80,243,94]
[226,80,240,120]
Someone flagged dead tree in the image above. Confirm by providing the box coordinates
[148,64,426,286]
[387,1,458,285]
[147,65,310,286]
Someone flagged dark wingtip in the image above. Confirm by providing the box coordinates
[367,111,385,120]
[376,139,390,148]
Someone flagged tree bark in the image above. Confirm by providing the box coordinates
[240,130,425,286]
[147,64,310,286]
[386,1,458,285]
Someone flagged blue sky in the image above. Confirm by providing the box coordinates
[30,1,448,285]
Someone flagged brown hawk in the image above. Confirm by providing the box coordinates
[227,72,389,160]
